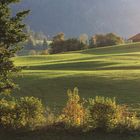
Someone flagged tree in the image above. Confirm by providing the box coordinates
[50,32,65,54]
[50,38,85,54]
[89,33,124,48]
[63,38,86,52]
[0,0,29,95]
[79,34,89,45]
[89,36,96,48]
[52,32,65,42]
[105,33,124,46]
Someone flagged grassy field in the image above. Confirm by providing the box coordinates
[3,42,139,140]
[13,43,140,109]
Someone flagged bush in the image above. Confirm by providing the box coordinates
[29,50,37,55]
[87,96,140,133]
[0,90,139,134]
[45,107,57,125]
[40,49,49,55]
[60,88,87,127]
[16,97,46,129]
[115,108,140,133]
[0,97,46,130]
[88,96,123,131]
[0,99,17,129]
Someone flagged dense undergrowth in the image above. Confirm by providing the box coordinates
[0,88,140,135]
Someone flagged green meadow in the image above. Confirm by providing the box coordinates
[13,42,140,112]
[1,42,140,140]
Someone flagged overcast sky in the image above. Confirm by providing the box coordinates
[13,0,140,38]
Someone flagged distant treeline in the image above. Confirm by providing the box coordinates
[22,30,124,55]
[49,32,124,54]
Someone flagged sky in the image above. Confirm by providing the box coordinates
[13,0,140,38]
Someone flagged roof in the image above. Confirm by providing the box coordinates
[128,33,140,40]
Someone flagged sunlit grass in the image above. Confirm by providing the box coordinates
[13,43,140,110]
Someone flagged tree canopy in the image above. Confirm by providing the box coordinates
[89,33,124,48]
[50,33,86,54]
[0,0,29,95]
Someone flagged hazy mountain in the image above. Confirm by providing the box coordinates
[13,0,140,38]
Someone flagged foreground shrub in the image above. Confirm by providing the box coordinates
[0,90,139,134]
[0,99,16,129]
[60,88,87,127]
[45,107,57,125]
[0,97,46,129]
[88,96,140,132]
[16,97,46,129]
[115,109,140,133]
[88,96,124,131]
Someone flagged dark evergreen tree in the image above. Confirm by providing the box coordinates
[0,0,29,95]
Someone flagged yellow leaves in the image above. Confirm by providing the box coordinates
[67,87,80,103]
[89,96,123,130]
[0,97,46,129]
[61,88,86,127]
[76,117,81,126]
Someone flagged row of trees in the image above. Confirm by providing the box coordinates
[49,32,124,54]
[50,33,87,54]
[24,32,124,55]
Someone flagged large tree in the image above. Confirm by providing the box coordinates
[0,0,29,95]
[89,33,124,48]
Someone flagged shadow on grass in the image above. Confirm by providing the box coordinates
[22,61,119,71]
[13,71,140,110]
[22,60,140,71]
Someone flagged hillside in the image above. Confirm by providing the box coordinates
[13,43,140,110]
